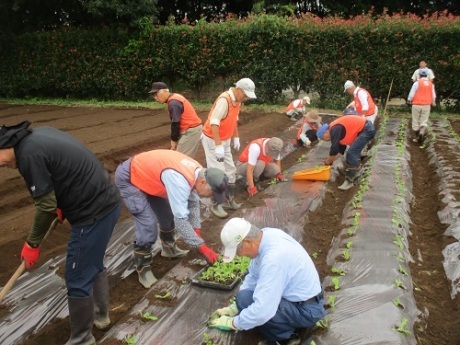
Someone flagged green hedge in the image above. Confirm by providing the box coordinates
[1,13,459,109]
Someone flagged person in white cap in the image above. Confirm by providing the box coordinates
[411,60,435,82]
[344,80,378,124]
[209,218,326,345]
[296,110,322,147]
[201,78,257,218]
[285,96,311,121]
[236,137,287,197]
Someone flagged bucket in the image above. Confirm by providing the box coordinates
[292,165,331,181]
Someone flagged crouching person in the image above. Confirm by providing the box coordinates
[236,137,287,197]
[115,150,227,288]
[296,110,322,147]
[209,218,326,345]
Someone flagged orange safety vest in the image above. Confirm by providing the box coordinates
[412,80,434,105]
[286,99,303,112]
[354,88,376,116]
[239,138,272,164]
[296,120,319,140]
[130,150,200,197]
[167,93,202,134]
[202,92,240,141]
[330,116,366,146]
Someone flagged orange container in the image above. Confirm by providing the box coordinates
[292,165,331,181]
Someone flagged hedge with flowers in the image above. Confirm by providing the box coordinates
[0,13,459,109]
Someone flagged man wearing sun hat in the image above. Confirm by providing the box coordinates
[344,80,378,124]
[115,150,226,288]
[236,137,287,197]
[201,78,257,218]
[209,218,326,345]
[285,96,311,121]
[296,110,323,147]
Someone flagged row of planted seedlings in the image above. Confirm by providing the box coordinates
[308,117,419,345]
[100,130,340,345]
[426,118,460,299]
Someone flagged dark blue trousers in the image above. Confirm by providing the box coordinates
[236,289,326,342]
[65,203,121,297]
[347,120,376,167]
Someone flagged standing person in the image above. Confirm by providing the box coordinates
[317,115,376,190]
[411,60,435,82]
[407,69,436,146]
[296,110,322,147]
[115,150,227,288]
[285,96,311,121]
[344,80,378,124]
[236,137,287,197]
[0,121,121,345]
[201,78,257,219]
[209,218,326,345]
[148,82,202,158]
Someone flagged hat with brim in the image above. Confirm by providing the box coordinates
[235,78,257,99]
[0,121,32,149]
[221,217,252,262]
[148,82,168,94]
[344,80,355,92]
[266,137,283,159]
[316,124,330,139]
[304,110,321,123]
[205,167,228,204]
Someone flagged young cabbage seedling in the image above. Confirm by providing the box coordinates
[203,332,216,345]
[342,250,350,261]
[155,291,171,299]
[392,298,405,309]
[393,317,411,335]
[328,295,336,308]
[331,267,345,276]
[345,241,352,249]
[331,277,341,290]
[394,279,406,290]
[311,252,319,259]
[398,264,408,276]
[315,316,330,329]
[267,178,277,185]
[124,334,139,345]
[138,309,158,321]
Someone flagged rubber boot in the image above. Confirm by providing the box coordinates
[159,229,189,258]
[93,269,110,330]
[223,183,241,210]
[418,126,426,146]
[210,203,229,218]
[338,166,358,191]
[133,243,157,288]
[65,296,96,345]
[412,130,420,143]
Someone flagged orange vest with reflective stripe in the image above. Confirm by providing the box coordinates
[238,138,272,164]
[354,88,376,116]
[286,99,303,112]
[130,150,200,197]
[412,80,434,105]
[167,94,202,133]
[330,116,366,146]
[296,120,319,140]
[202,92,240,141]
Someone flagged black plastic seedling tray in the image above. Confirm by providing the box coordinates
[191,266,246,291]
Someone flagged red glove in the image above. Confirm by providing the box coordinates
[247,186,258,197]
[21,242,40,270]
[323,161,332,166]
[56,208,65,223]
[276,173,287,182]
[197,244,218,264]
[194,228,202,238]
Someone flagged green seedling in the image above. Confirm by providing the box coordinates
[342,250,350,261]
[393,298,404,309]
[328,295,336,308]
[393,317,411,335]
[353,212,361,227]
[283,170,288,174]
[311,252,319,259]
[203,332,216,345]
[331,277,341,290]
[345,241,352,249]
[315,316,330,329]
[347,227,357,237]
[398,264,408,276]
[310,341,317,345]
[181,279,188,285]
[331,267,345,276]
[297,157,303,163]
[394,252,405,262]
[138,309,158,321]
[124,334,139,345]
[155,291,171,299]
[394,279,406,290]
[267,178,277,185]
[393,238,404,250]
[198,256,250,284]
[351,201,362,209]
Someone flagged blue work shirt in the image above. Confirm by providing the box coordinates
[233,227,322,330]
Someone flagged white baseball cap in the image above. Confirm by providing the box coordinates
[220,217,252,262]
[235,78,257,99]
[302,96,311,104]
[344,80,355,92]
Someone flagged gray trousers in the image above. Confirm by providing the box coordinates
[236,160,280,182]
[177,125,202,158]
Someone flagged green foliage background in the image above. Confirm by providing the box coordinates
[1,14,459,109]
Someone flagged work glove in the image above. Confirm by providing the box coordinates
[208,315,236,331]
[303,138,311,148]
[276,173,287,182]
[232,137,240,151]
[212,302,239,317]
[247,186,258,197]
[194,228,202,238]
[56,208,65,223]
[21,242,40,270]
[197,244,218,264]
[323,160,332,166]
[215,145,225,162]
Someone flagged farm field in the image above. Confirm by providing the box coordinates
[0,103,459,345]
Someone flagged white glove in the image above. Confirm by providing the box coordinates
[233,137,240,151]
[300,134,311,147]
[212,302,239,317]
[215,145,225,162]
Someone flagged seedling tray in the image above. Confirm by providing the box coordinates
[293,165,331,181]
[191,267,247,291]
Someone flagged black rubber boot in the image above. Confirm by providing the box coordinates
[412,130,420,143]
[133,243,157,288]
[418,126,426,146]
[65,296,96,345]
[93,269,110,330]
[159,229,189,258]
